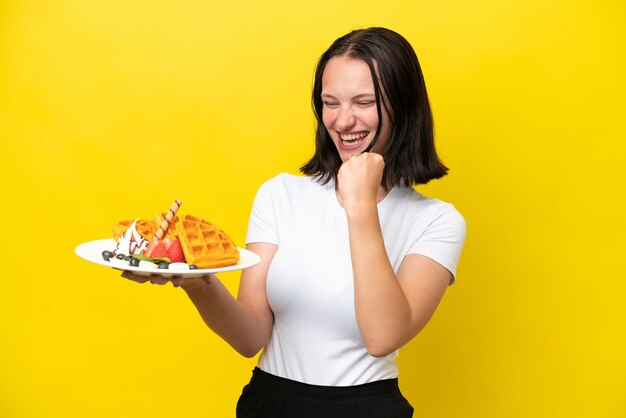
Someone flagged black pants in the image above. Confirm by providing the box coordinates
[236,368,414,418]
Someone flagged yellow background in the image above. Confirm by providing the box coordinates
[1,0,625,417]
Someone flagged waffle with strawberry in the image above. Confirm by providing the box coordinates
[112,203,239,269]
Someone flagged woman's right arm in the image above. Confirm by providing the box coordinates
[179,242,277,358]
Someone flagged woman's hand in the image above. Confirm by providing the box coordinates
[120,270,214,289]
[336,152,385,212]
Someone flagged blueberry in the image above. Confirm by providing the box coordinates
[158,261,169,269]
[116,253,126,260]
[129,258,140,267]
[189,264,198,270]
[123,255,132,261]
[102,250,114,261]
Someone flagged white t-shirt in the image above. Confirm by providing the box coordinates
[245,173,466,386]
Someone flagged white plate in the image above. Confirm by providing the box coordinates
[75,238,260,278]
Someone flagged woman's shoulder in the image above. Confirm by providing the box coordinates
[254,173,326,199]
[393,187,465,226]
[259,173,326,192]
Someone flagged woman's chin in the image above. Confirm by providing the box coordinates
[337,146,367,162]
[339,151,357,162]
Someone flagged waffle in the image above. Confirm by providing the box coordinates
[113,219,157,241]
[175,214,240,268]
[112,215,178,242]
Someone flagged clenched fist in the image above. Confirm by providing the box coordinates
[336,152,385,213]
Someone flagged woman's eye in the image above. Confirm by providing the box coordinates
[323,101,339,108]
[356,101,375,107]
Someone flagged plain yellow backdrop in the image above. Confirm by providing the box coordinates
[1,1,625,417]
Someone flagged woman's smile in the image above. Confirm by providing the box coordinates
[338,131,370,149]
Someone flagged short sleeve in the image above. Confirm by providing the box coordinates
[408,205,467,284]
[245,180,279,245]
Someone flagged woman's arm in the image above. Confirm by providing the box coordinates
[338,153,452,357]
[177,242,277,357]
[347,210,450,357]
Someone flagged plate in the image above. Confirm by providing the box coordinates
[75,238,260,278]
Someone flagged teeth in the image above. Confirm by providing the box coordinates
[340,132,368,141]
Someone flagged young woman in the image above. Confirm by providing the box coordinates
[125,27,466,417]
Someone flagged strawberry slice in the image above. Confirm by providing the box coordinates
[149,241,168,259]
[166,239,185,263]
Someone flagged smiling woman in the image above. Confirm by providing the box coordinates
[136,27,466,418]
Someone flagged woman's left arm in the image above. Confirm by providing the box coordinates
[338,153,453,357]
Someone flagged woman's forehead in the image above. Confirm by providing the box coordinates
[321,56,376,95]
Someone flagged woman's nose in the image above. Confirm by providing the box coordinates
[335,106,356,130]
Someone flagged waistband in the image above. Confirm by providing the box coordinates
[248,367,401,401]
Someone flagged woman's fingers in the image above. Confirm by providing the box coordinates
[121,270,214,288]
[121,270,150,283]
[339,152,384,181]
[149,276,169,285]
[121,270,167,285]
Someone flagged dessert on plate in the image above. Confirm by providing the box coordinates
[104,200,240,271]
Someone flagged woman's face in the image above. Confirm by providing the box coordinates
[321,55,391,162]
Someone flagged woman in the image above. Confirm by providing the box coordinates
[127,27,466,417]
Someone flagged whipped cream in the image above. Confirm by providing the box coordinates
[115,219,149,255]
